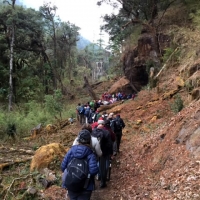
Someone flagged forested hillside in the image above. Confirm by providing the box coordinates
[0,0,200,199]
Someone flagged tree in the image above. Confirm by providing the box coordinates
[3,0,16,111]
[98,0,177,47]
[57,21,80,81]
[0,4,52,102]
[40,2,59,89]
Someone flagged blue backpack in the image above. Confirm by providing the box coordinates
[79,106,85,114]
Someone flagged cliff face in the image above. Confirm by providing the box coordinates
[122,25,171,91]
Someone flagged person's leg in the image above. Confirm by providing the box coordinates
[76,113,80,122]
[67,190,79,200]
[118,133,122,151]
[99,155,107,188]
[113,141,117,156]
[77,190,92,200]
[85,116,88,124]
[80,115,83,125]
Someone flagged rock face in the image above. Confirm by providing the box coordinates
[30,143,67,171]
[122,26,170,91]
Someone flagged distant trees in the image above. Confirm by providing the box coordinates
[97,0,178,51]
[0,1,80,106]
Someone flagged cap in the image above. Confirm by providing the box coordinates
[78,129,91,144]
[98,117,105,125]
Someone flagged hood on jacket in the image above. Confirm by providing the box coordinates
[70,145,93,159]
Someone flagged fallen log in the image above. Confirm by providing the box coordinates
[97,101,123,113]
[0,157,32,172]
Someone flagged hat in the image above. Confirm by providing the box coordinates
[98,117,105,125]
[108,113,114,119]
[78,130,91,144]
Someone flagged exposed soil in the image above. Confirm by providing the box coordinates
[1,63,200,200]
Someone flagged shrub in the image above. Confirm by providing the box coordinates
[44,90,63,119]
[170,94,184,113]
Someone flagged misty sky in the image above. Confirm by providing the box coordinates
[21,0,118,44]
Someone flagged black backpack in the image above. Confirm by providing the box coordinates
[91,128,104,143]
[115,118,123,130]
[62,157,89,192]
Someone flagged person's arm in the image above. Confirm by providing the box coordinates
[121,119,125,128]
[61,149,72,172]
[92,137,102,157]
[87,153,99,176]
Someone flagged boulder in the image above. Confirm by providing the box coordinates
[30,143,67,171]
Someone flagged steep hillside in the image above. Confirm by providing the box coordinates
[1,3,200,200]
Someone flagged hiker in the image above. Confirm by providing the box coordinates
[73,123,102,157]
[94,100,100,112]
[101,111,108,121]
[61,129,99,200]
[95,110,101,121]
[89,100,95,110]
[76,103,81,122]
[114,114,125,152]
[92,119,113,188]
[91,115,103,130]
[107,113,118,156]
[104,119,115,143]
[79,104,85,125]
[84,105,91,124]
[88,109,96,124]
[117,92,123,101]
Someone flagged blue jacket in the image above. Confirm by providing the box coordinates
[61,145,99,191]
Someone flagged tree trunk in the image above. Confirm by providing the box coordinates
[52,21,57,89]
[83,76,98,100]
[8,25,15,111]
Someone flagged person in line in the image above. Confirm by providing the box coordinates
[114,114,125,152]
[73,123,102,157]
[107,113,118,156]
[76,103,81,122]
[61,129,99,200]
[92,119,113,188]
[79,104,85,125]
[104,119,115,143]
[84,105,91,124]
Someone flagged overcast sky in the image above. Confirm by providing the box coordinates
[21,0,118,45]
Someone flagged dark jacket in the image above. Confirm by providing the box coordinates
[114,116,125,133]
[92,128,113,156]
[104,126,116,142]
[61,145,99,191]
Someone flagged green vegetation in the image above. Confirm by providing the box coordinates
[0,101,76,140]
[170,94,184,113]
[44,90,64,120]
[162,47,180,64]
